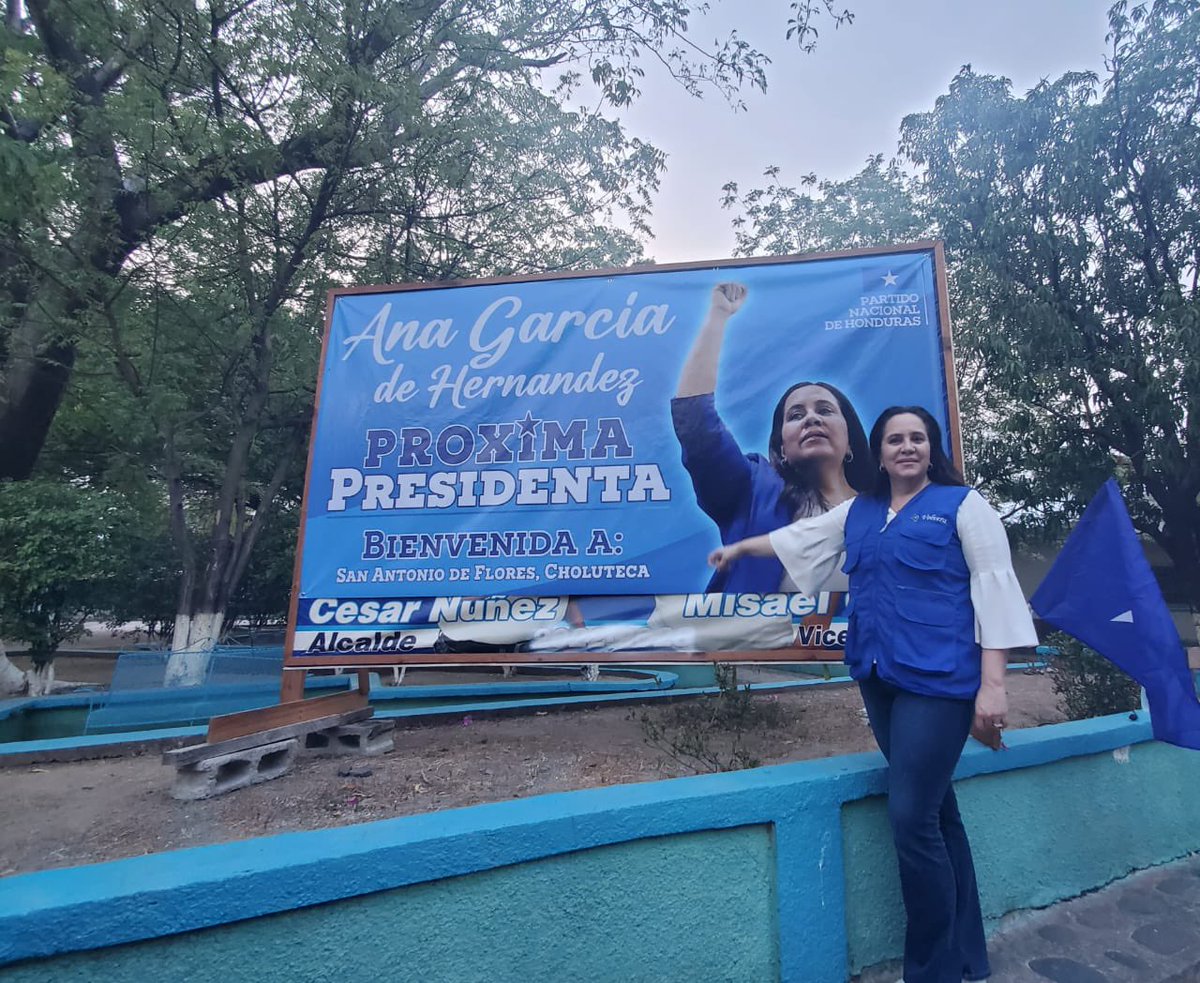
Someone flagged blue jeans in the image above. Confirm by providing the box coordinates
[859,669,989,983]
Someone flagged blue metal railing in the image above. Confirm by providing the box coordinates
[82,647,285,734]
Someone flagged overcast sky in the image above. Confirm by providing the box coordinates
[612,0,1114,263]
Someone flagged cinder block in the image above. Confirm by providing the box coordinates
[302,718,395,757]
[171,738,298,800]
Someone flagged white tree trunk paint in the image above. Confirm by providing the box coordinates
[171,612,191,654]
[0,642,77,695]
[26,661,55,696]
[163,610,224,686]
[0,641,29,696]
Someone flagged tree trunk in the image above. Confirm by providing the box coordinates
[25,660,55,696]
[163,610,225,686]
[0,275,80,480]
[0,641,76,695]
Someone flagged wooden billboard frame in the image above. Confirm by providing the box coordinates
[279,240,961,700]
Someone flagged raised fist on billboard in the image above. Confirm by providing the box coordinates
[709,281,748,318]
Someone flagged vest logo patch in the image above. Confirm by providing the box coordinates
[914,513,949,525]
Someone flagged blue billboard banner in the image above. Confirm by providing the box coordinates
[288,244,956,662]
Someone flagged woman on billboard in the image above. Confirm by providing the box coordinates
[672,282,873,593]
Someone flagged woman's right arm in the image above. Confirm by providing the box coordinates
[675,283,748,397]
[709,500,853,593]
[708,533,775,572]
[769,500,853,595]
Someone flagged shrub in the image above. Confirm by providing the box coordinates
[1046,631,1141,721]
[637,663,786,773]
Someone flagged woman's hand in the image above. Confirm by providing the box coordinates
[676,282,748,398]
[709,282,747,318]
[708,541,744,571]
[974,679,1008,733]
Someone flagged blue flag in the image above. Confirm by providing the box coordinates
[1031,479,1200,750]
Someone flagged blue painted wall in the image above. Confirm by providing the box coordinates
[2,714,1199,983]
[0,828,777,983]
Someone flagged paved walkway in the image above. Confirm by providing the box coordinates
[984,854,1200,982]
[858,854,1200,983]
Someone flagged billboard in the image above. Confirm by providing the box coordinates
[284,242,960,666]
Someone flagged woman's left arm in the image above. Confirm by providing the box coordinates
[958,491,1039,735]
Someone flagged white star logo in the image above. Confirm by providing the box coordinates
[882,271,898,287]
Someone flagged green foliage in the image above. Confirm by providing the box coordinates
[226,502,299,629]
[0,479,140,663]
[722,155,929,258]
[87,490,179,637]
[1045,631,1141,722]
[637,664,786,773]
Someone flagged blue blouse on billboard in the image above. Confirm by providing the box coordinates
[671,393,792,593]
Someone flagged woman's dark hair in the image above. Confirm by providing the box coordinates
[868,405,965,497]
[768,381,873,518]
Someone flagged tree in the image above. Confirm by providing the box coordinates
[45,27,693,677]
[899,0,1200,618]
[0,478,139,693]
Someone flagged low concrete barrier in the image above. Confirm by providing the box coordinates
[1,712,1198,982]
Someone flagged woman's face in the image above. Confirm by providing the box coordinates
[880,412,931,483]
[779,385,851,468]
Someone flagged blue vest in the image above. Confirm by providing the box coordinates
[842,483,980,699]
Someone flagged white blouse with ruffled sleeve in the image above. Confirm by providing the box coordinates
[768,489,1037,649]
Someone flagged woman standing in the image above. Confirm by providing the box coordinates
[710,406,1036,983]
[673,282,873,592]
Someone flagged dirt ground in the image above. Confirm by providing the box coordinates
[0,671,1066,878]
